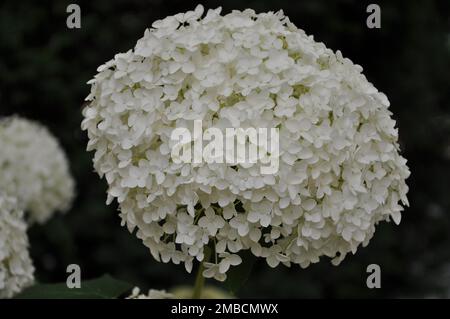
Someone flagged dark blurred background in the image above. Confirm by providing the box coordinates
[1,0,449,298]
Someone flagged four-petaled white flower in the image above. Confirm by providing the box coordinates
[203,262,226,282]
[218,253,242,274]
[198,207,225,236]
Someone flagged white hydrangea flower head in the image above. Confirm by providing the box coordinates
[82,5,410,281]
[127,287,174,299]
[0,116,75,224]
[0,194,35,298]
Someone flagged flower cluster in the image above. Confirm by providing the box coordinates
[0,117,75,224]
[127,286,230,299]
[82,5,410,281]
[0,194,35,298]
[127,287,174,299]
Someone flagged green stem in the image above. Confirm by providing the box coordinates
[192,247,211,299]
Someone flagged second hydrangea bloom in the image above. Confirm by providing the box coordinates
[0,194,34,298]
[0,117,75,224]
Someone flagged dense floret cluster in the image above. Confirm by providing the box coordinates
[83,5,410,281]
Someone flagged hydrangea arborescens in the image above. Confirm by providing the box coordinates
[0,194,35,298]
[82,5,410,281]
[0,117,75,224]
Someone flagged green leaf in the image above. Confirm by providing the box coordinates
[15,274,132,299]
[224,250,257,295]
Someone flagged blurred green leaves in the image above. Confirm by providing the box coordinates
[15,274,132,299]
[224,251,257,295]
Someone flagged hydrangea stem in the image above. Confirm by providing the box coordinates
[192,247,211,299]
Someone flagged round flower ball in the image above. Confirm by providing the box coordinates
[0,116,75,224]
[82,6,410,281]
[0,194,35,298]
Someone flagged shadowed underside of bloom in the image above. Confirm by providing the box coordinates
[82,5,410,281]
[0,194,35,298]
[0,117,75,224]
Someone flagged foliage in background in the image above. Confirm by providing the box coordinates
[15,275,132,299]
[0,0,449,298]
